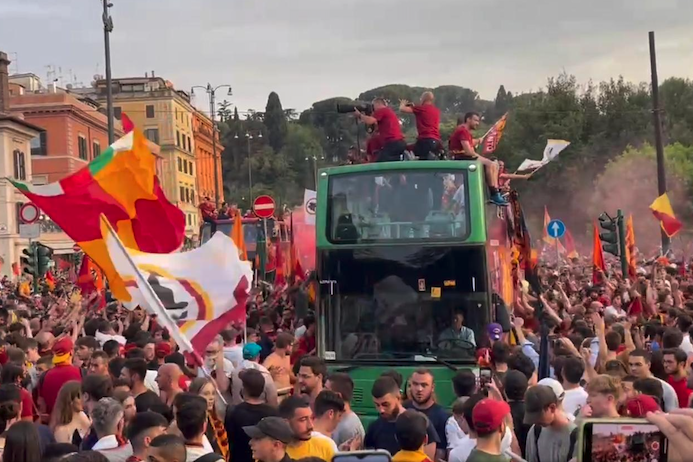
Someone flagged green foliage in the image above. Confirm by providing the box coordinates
[217,100,232,122]
[264,92,288,152]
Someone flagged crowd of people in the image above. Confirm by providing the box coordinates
[0,252,692,462]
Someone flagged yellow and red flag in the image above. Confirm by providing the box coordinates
[564,229,579,259]
[649,193,682,237]
[230,211,247,261]
[10,120,185,302]
[542,207,566,252]
[625,215,637,281]
[480,113,508,156]
[593,222,606,284]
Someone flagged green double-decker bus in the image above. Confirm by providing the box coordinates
[315,160,516,424]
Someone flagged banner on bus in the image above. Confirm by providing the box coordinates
[304,189,316,225]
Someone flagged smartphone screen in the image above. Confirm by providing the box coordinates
[479,368,492,386]
[583,422,667,462]
[333,451,392,462]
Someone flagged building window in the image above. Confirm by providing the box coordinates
[179,186,185,202]
[189,161,194,176]
[30,132,47,156]
[146,105,155,118]
[191,189,196,205]
[176,131,180,147]
[114,107,122,120]
[13,150,26,180]
[144,128,160,144]
[78,135,88,160]
[15,203,23,233]
[185,188,190,203]
[92,141,101,159]
[177,157,182,172]
[183,160,188,175]
[187,136,192,151]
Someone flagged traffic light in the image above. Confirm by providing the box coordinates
[598,212,620,256]
[36,243,53,276]
[21,243,38,277]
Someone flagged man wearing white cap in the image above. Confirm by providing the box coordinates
[536,378,575,422]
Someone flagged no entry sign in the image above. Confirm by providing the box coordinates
[253,195,276,219]
[19,203,39,224]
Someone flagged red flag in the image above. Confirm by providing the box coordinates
[564,229,579,259]
[628,296,643,316]
[275,239,285,286]
[625,215,637,281]
[592,222,606,285]
[481,113,508,156]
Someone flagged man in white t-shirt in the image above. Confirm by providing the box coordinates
[558,356,588,417]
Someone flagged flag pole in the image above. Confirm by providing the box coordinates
[99,216,227,405]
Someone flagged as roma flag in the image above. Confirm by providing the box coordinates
[592,222,606,285]
[650,193,682,237]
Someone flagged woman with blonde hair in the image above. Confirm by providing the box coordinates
[189,377,228,461]
[50,381,91,446]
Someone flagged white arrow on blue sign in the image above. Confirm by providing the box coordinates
[547,219,566,239]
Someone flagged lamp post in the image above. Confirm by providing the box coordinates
[191,84,232,209]
[305,154,324,189]
[102,0,114,144]
[235,132,262,207]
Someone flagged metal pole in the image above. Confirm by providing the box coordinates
[313,157,318,189]
[32,241,38,294]
[102,0,114,144]
[617,209,628,277]
[649,31,669,253]
[247,135,253,205]
[555,237,559,265]
[209,86,220,209]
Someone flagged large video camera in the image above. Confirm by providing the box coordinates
[336,101,374,116]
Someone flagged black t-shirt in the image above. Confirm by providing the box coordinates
[135,390,163,413]
[224,402,279,462]
[404,403,450,451]
[364,413,440,455]
[509,400,530,458]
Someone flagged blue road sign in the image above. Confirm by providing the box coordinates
[547,219,566,239]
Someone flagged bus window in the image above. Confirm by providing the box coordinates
[327,170,469,243]
[243,224,258,244]
[321,245,488,361]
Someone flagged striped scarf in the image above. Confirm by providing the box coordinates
[209,412,229,461]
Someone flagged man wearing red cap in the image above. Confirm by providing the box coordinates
[37,336,82,417]
[467,398,511,462]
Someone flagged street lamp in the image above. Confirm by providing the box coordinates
[101,0,114,144]
[191,83,233,209]
[234,132,262,206]
[305,155,325,189]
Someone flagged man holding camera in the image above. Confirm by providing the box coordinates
[399,91,441,160]
[355,98,406,162]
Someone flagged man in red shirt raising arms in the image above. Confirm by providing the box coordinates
[399,91,441,160]
[449,112,507,206]
[37,337,82,420]
[355,98,406,162]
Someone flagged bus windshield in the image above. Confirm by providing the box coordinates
[327,169,469,243]
[321,245,489,362]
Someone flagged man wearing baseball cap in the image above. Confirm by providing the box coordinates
[38,336,82,416]
[231,343,278,407]
[244,416,295,462]
[466,398,511,462]
[524,385,577,462]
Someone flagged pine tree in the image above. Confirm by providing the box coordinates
[264,92,288,153]
[233,107,240,121]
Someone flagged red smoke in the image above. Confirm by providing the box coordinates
[291,207,315,273]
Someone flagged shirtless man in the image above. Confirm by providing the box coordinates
[263,333,295,393]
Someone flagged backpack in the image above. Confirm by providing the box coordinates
[533,425,577,462]
[194,453,225,462]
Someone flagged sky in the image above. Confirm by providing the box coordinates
[1,0,692,117]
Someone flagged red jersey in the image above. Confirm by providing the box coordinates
[19,387,34,419]
[412,104,441,141]
[667,375,692,407]
[448,125,475,156]
[39,363,82,414]
[373,107,404,143]
[366,134,384,162]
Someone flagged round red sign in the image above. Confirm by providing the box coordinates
[19,203,39,224]
[253,195,276,219]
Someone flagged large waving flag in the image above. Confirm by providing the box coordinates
[10,129,185,301]
[542,207,566,252]
[625,215,637,281]
[564,229,579,259]
[593,222,606,285]
[649,193,682,238]
[230,211,247,261]
[517,140,570,172]
[101,216,252,356]
[480,113,508,156]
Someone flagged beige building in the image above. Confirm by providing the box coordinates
[87,76,199,238]
[0,52,42,277]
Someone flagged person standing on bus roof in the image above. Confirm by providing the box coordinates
[355,98,406,162]
[448,113,507,206]
[399,91,442,161]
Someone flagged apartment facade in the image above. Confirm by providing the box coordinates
[192,109,224,206]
